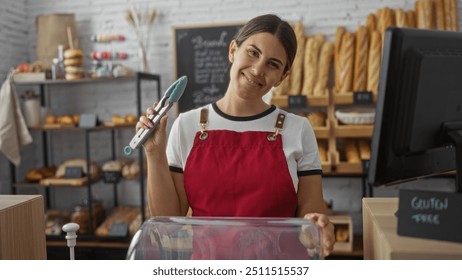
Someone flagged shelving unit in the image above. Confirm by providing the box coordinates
[10,72,161,246]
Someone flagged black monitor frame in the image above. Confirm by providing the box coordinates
[368,27,462,193]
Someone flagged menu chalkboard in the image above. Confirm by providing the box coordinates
[174,24,243,112]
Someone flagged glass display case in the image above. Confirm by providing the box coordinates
[126,217,322,260]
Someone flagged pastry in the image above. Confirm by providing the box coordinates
[64,49,83,59]
[124,114,137,124]
[353,26,369,92]
[112,114,125,125]
[45,115,57,125]
[58,115,74,125]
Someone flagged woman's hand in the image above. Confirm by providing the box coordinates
[135,103,168,156]
[304,213,335,257]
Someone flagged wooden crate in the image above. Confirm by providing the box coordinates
[328,214,353,253]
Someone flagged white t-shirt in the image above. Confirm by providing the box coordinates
[166,103,322,192]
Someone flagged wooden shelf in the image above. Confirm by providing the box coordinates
[332,91,377,105]
[333,119,373,137]
[271,94,329,107]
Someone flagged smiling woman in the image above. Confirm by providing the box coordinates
[137,14,335,258]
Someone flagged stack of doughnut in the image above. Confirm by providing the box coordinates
[64,49,85,80]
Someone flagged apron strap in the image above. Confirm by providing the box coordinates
[268,113,286,141]
[199,108,209,140]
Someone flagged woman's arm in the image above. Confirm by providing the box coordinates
[138,114,189,217]
[297,175,335,257]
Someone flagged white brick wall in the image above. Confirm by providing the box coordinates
[0,0,459,234]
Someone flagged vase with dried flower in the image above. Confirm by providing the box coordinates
[126,6,157,73]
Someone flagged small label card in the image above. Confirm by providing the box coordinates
[64,166,83,178]
[353,91,373,104]
[288,95,307,108]
[109,222,129,237]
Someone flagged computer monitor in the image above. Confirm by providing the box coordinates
[368,27,462,193]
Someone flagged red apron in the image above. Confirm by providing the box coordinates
[182,109,311,259]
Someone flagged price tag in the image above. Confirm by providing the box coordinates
[103,171,122,183]
[353,91,373,104]
[288,95,307,108]
[79,113,97,128]
[64,166,83,178]
[362,159,370,174]
[109,222,129,237]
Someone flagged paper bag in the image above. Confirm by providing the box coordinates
[36,13,78,69]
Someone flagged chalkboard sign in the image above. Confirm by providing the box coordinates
[397,189,462,243]
[174,23,243,112]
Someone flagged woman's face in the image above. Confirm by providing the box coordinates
[228,32,288,100]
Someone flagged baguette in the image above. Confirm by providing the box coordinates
[353,26,369,92]
[338,32,355,93]
[416,0,434,29]
[302,34,324,96]
[334,26,346,93]
[406,10,417,28]
[366,14,377,33]
[395,8,407,27]
[289,21,305,95]
[449,0,459,31]
[314,42,334,96]
[434,0,445,30]
[367,31,381,94]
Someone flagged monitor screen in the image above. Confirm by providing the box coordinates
[368,27,462,192]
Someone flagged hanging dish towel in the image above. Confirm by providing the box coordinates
[0,69,33,165]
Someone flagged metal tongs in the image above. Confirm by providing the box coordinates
[124,76,188,155]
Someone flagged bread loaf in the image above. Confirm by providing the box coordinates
[445,0,459,31]
[338,32,355,93]
[380,8,395,41]
[314,42,334,96]
[434,0,445,30]
[289,21,306,95]
[302,34,324,96]
[416,0,434,29]
[395,8,407,27]
[366,14,377,33]
[405,10,417,28]
[358,139,371,160]
[334,26,346,93]
[318,141,328,163]
[344,140,360,163]
[367,31,381,94]
[307,111,327,127]
[353,26,369,92]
